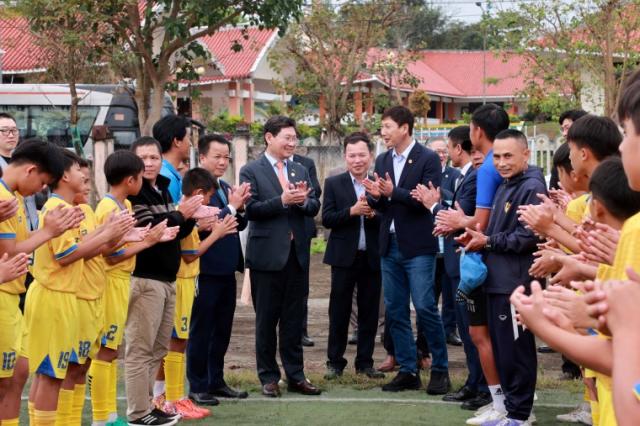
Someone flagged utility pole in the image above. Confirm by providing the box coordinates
[475,1,491,105]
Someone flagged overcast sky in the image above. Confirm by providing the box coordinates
[430,0,523,23]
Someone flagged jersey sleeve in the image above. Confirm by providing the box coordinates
[475,163,503,209]
[49,228,78,261]
[0,216,17,239]
[180,228,200,255]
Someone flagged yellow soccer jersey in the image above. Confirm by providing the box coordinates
[95,195,135,273]
[608,211,640,280]
[565,193,590,224]
[0,180,29,295]
[76,204,106,300]
[177,227,200,279]
[32,195,83,293]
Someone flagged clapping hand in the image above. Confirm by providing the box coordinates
[411,182,440,209]
[454,223,488,252]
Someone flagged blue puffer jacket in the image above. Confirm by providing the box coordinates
[483,166,547,295]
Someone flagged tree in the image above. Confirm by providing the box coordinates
[269,0,403,145]
[7,0,119,155]
[489,0,640,117]
[383,1,488,50]
[369,50,420,104]
[97,0,303,135]
[408,90,430,123]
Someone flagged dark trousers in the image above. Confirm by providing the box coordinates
[186,274,236,392]
[561,356,582,378]
[302,238,312,336]
[451,274,487,393]
[488,293,537,421]
[251,243,306,385]
[327,252,381,371]
[434,256,457,335]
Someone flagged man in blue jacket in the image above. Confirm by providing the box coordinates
[186,134,250,404]
[456,129,545,425]
[364,106,449,394]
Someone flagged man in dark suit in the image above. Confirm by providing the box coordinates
[322,132,384,380]
[186,134,251,405]
[429,138,462,346]
[239,116,321,397]
[291,151,322,347]
[414,126,490,408]
[363,106,450,394]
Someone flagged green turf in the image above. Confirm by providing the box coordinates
[18,369,582,425]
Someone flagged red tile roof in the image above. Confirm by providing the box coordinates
[0,17,46,74]
[196,27,277,82]
[362,49,529,99]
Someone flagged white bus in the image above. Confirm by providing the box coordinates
[0,83,175,154]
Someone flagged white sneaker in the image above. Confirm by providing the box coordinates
[556,403,592,425]
[528,410,537,424]
[466,407,506,425]
[474,402,494,416]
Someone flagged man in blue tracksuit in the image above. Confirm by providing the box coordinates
[456,129,545,426]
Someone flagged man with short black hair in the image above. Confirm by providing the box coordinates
[364,106,450,394]
[187,133,250,404]
[549,109,589,190]
[156,114,193,203]
[240,116,321,398]
[322,132,384,380]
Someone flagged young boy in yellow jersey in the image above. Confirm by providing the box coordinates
[88,150,168,426]
[25,150,132,426]
[511,85,640,426]
[154,168,238,419]
[0,139,85,426]
[62,158,136,426]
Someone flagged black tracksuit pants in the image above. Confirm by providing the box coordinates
[487,293,537,421]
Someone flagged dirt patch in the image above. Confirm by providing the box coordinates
[228,253,563,377]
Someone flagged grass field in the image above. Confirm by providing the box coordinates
[18,369,583,425]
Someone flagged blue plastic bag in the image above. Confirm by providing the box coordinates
[456,249,488,305]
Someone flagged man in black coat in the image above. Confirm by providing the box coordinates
[322,132,384,379]
[292,151,322,347]
[239,116,321,398]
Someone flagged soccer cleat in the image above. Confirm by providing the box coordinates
[466,407,506,425]
[107,418,129,426]
[474,402,493,416]
[152,393,166,410]
[174,398,209,419]
[556,403,592,425]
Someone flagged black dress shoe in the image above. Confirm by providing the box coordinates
[288,379,322,395]
[302,335,315,347]
[537,344,555,353]
[210,384,249,399]
[356,367,385,379]
[262,382,281,398]
[188,392,220,406]
[426,371,451,395]
[442,385,476,402]
[461,391,492,410]
[348,332,358,345]
[446,332,463,346]
[381,371,421,392]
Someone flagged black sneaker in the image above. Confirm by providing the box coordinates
[128,410,178,425]
[426,370,451,395]
[381,371,421,392]
[151,408,181,421]
[461,391,492,410]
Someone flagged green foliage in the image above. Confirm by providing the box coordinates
[408,90,431,119]
[269,0,403,144]
[523,92,579,123]
[383,2,490,50]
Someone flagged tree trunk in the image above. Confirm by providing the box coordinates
[142,84,166,137]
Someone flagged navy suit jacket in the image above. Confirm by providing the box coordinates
[240,154,320,271]
[322,172,380,270]
[433,167,477,279]
[440,165,461,204]
[292,154,322,240]
[369,142,441,258]
[198,179,248,276]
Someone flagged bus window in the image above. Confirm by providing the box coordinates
[0,105,99,148]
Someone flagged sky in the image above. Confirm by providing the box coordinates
[425,0,525,23]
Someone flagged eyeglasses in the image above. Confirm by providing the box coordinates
[0,128,19,136]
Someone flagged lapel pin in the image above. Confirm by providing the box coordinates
[291,172,296,177]
[408,159,413,164]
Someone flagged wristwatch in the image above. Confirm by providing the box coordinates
[484,236,492,251]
